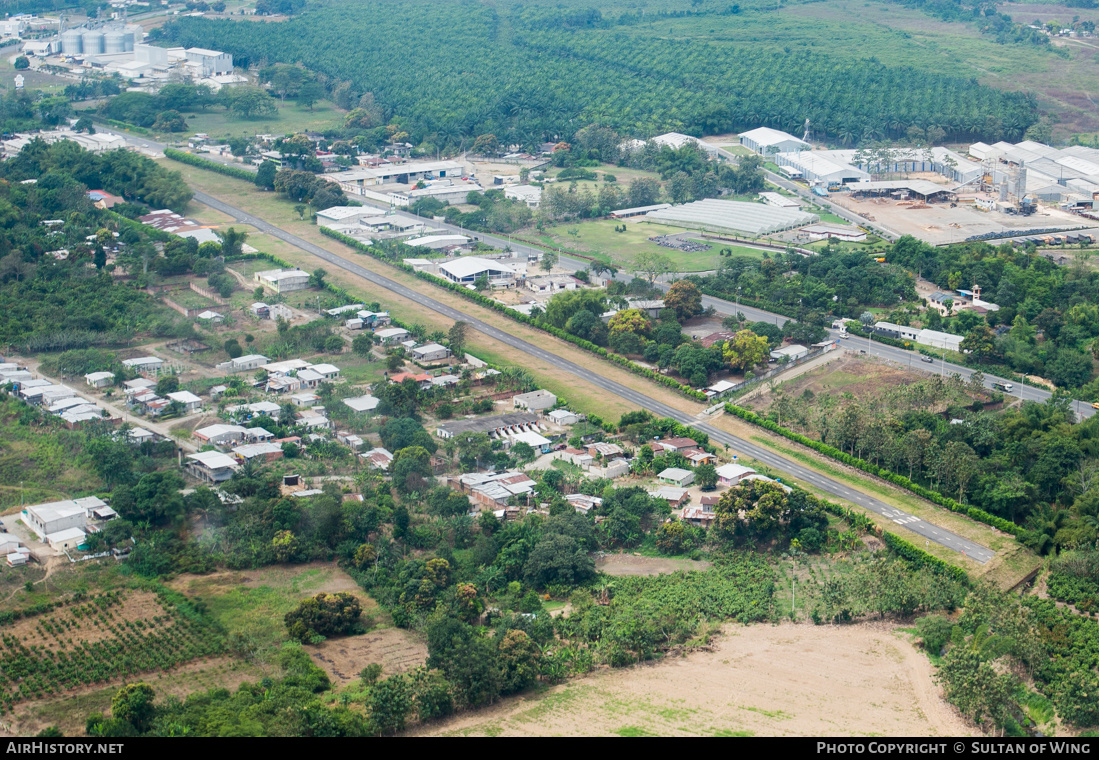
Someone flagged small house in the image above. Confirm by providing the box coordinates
[186,451,240,482]
[193,424,248,445]
[716,463,756,487]
[375,327,410,344]
[547,409,578,426]
[649,486,689,507]
[84,371,115,388]
[513,389,557,412]
[656,437,698,454]
[411,343,452,362]
[165,390,203,413]
[343,395,380,413]
[510,431,552,454]
[658,467,695,487]
[588,442,624,459]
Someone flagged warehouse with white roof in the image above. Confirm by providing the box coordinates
[739,127,810,155]
[645,199,818,236]
[438,257,521,286]
[404,234,470,250]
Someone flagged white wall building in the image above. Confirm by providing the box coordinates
[184,47,233,76]
[24,496,106,540]
[254,269,310,294]
[739,127,810,155]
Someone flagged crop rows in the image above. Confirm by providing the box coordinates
[0,590,224,711]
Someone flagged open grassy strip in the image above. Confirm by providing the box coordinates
[169,159,700,418]
[533,219,765,272]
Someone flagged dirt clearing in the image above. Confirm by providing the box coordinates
[413,622,976,737]
[743,355,933,414]
[596,553,711,576]
[309,627,428,687]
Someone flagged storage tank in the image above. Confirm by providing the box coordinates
[60,29,83,56]
[123,31,135,51]
[81,30,104,55]
[104,30,126,54]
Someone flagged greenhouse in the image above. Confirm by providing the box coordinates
[645,199,818,236]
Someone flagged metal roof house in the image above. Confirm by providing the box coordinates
[24,496,106,540]
[186,451,240,482]
[254,268,310,294]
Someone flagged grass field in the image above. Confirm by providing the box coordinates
[87,99,347,144]
[529,219,765,272]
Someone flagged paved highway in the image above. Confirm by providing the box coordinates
[191,189,995,562]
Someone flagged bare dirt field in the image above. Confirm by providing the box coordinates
[309,627,428,687]
[742,355,935,414]
[831,193,1082,246]
[596,553,711,577]
[412,622,976,737]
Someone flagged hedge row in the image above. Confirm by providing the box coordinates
[696,285,800,321]
[164,148,257,182]
[320,227,709,401]
[813,496,969,584]
[91,116,152,135]
[843,322,914,351]
[110,212,174,244]
[723,403,1023,537]
[881,531,971,585]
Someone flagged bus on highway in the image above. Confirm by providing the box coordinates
[992,382,1014,392]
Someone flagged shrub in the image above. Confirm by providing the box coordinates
[284,592,365,643]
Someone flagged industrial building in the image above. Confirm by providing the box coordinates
[184,47,233,77]
[620,132,720,158]
[775,151,871,186]
[436,412,542,440]
[1,129,126,158]
[645,199,818,236]
[800,224,868,242]
[758,191,801,209]
[315,205,386,230]
[967,139,1099,207]
[438,257,522,286]
[739,127,811,155]
[404,234,470,250]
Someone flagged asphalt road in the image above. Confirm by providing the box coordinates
[192,189,995,563]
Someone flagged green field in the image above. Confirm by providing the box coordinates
[83,99,347,143]
[529,219,767,273]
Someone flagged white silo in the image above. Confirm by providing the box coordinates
[124,23,142,49]
[60,28,83,56]
[81,30,104,55]
[104,30,126,54]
